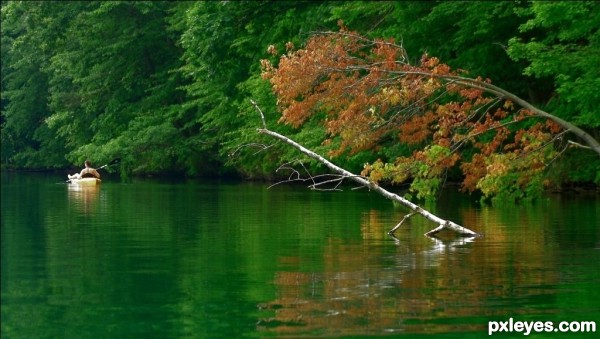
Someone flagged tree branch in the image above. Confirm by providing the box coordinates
[321,61,600,157]
[252,100,480,238]
[398,71,600,157]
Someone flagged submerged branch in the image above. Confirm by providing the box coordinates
[388,211,417,235]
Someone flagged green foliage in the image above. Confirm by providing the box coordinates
[473,149,553,205]
[508,2,600,128]
[332,2,533,99]
[1,1,75,168]
[1,0,598,197]
[550,151,600,185]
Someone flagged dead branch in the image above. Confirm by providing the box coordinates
[229,142,275,158]
[268,160,365,191]
[251,100,480,238]
[568,140,592,150]
[268,161,340,190]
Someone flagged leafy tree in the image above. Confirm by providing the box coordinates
[261,28,598,202]
[44,1,197,175]
[1,1,78,168]
[508,1,600,129]
[328,2,540,100]
[507,1,600,185]
[176,1,261,176]
[177,1,341,177]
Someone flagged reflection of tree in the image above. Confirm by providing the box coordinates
[258,208,559,336]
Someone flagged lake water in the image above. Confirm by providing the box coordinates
[1,172,599,338]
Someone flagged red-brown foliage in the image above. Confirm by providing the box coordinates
[261,29,564,200]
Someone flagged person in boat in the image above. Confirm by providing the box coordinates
[68,160,101,180]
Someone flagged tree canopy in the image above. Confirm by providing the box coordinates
[262,27,592,202]
[2,1,599,200]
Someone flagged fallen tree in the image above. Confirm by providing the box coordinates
[252,100,479,238]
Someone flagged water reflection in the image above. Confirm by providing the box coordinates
[67,184,100,214]
[2,176,598,338]
[256,204,568,336]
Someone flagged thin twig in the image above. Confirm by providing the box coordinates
[567,140,592,150]
[229,142,275,157]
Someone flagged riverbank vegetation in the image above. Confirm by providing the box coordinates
[2,1,599,201]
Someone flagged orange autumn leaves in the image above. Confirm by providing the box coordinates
[261,29,562,201]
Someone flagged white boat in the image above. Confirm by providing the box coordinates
[68,177,101,186]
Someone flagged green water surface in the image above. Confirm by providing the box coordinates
[1,172,599,338]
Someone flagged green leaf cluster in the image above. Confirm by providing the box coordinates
[508,2,600,128]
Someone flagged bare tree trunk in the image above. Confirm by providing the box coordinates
[252,100,480,238]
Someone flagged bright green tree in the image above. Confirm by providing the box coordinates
[45,2,196,175]
[508,1,600,184]
[1,1,79,168]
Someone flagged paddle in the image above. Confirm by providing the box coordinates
[97,157,121,170]
[66,158,121,183]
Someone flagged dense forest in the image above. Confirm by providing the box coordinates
[2,1,599,201]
